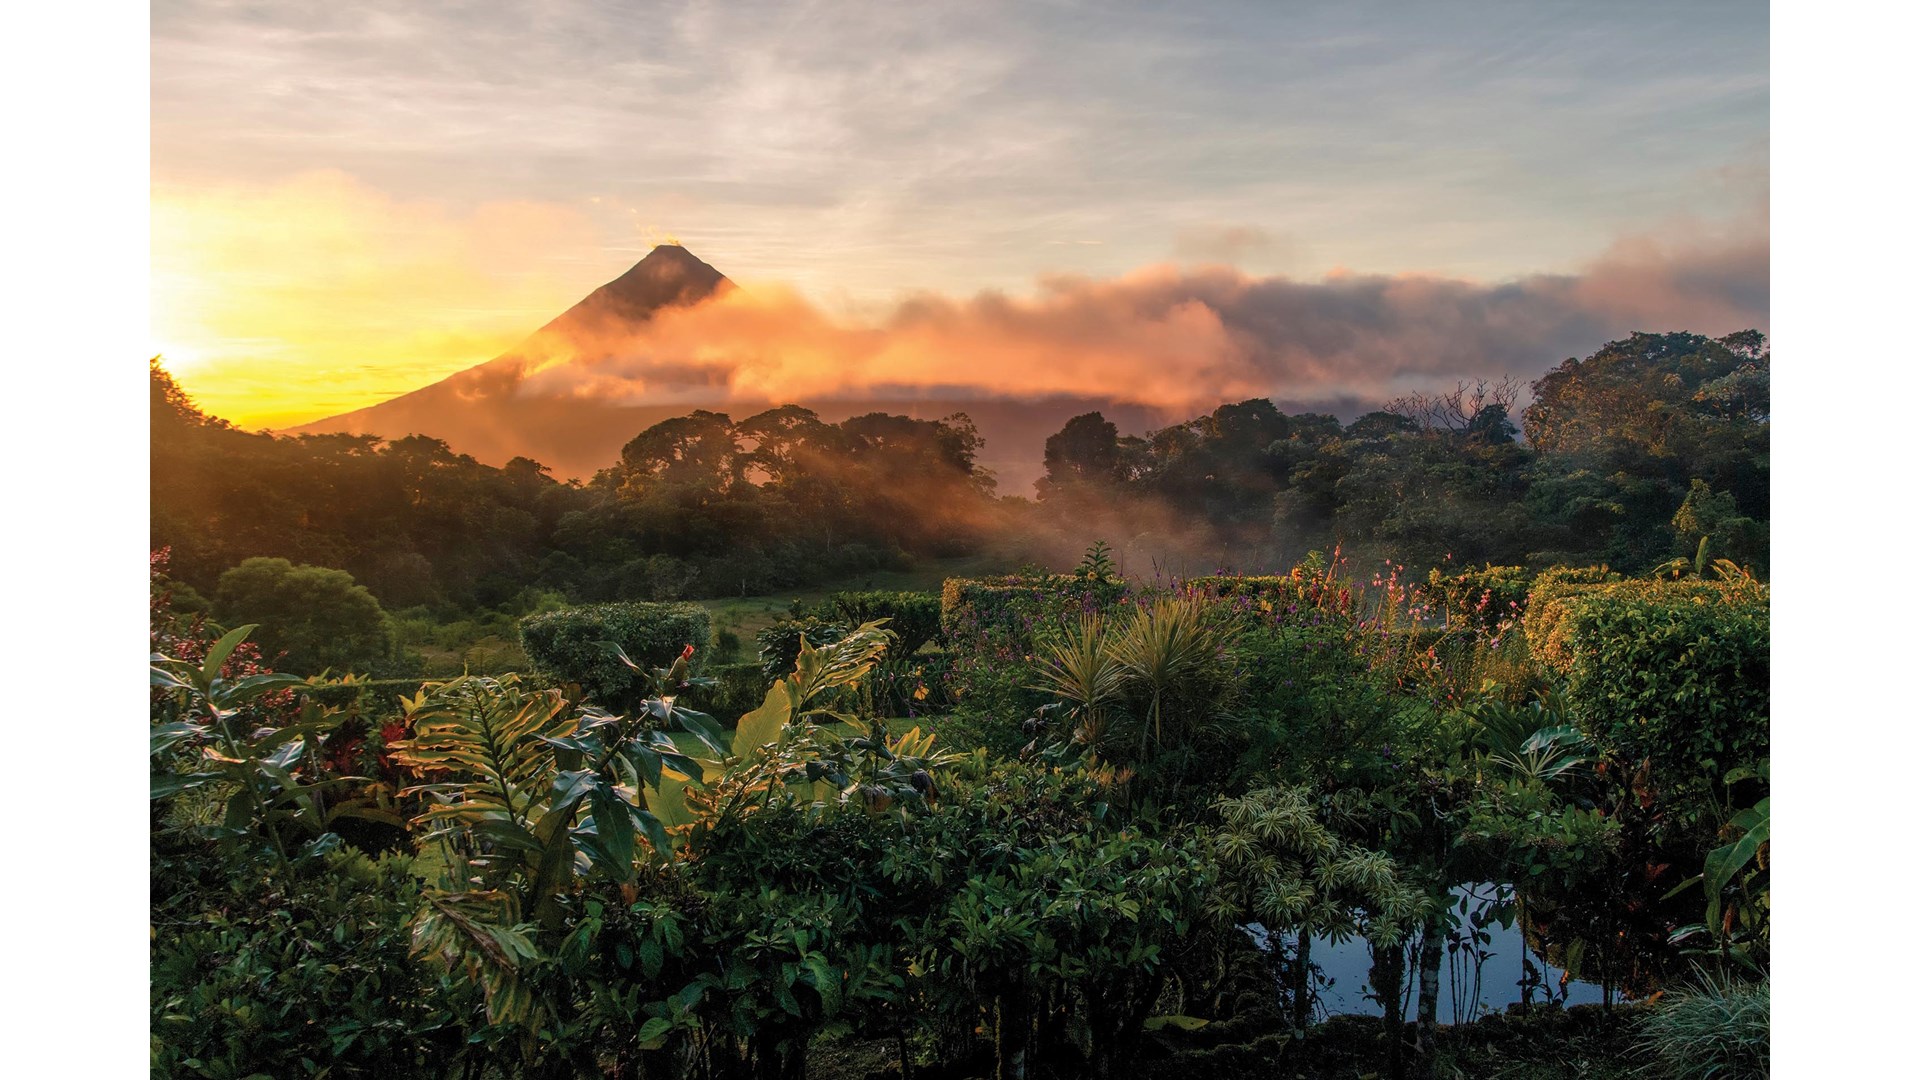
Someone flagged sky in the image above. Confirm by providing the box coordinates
[151,0,1769,429]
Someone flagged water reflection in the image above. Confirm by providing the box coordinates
[1250,883,1606,1023]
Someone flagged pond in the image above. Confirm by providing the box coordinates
[1251,883,1608,1023]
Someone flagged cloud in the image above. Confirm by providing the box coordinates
[1173,225,1286,265]
[507,219,1769,412]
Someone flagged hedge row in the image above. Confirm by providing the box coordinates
[1525,571,1768,791]
[824,590,943,656]
[1180,572,1357,628]
[939,573,1131,648]
[519,601,712,707]
[1425,564,1533,634]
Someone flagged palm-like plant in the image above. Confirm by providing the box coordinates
[1026,614,1127,751]
[1107,596,1225,751]
[392,666,722,1024]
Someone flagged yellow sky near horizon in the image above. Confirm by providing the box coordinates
[151,171,608,428]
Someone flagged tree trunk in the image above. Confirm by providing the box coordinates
[1292,931,1314,1036]
[1369,938,1408,1080]
[996,989,1030,1080]
[1416,914,1444,1077]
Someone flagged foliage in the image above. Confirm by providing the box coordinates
[939,572,1132,648]
[1529,575,1769,797]
[518,600,711,707]
[150,845,477,1080]
[1634,972,1769,1080]
[1426,564,1532,634]
[213,557,398,675]
[389,664,726,1028]
[825,590,944,656]
[1209,785,1425,943]
[151,625,404,869]
[1107,595,1235,752]
[754,615,848,680]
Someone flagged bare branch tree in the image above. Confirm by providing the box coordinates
[1384,376,1523,433]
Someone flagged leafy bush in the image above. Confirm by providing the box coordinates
[1182,570,1357,629]
[826,590,944,655]
[519,601,712,707]
[938,572,1131,649]
[1521,565,1625,667]
[689,660,773,724]
[1527,575,1768,790]
[1635,973,1768,1079]
[755,616,848,679]
[150,845,476,1079]
[1426,564,1532,634]
[213,557,397,675]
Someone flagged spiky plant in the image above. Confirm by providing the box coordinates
[1026,613,1127,751]
[1108,595,1225,751]
[1635,971,1769,1079]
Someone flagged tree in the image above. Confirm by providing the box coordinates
[1039,411,1121,497]
[213,557,395,675]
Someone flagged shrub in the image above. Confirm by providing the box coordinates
[755,616,849,679]
[1521,565,1625,668]
[150,845,476,1078]
[1527,575,1768,791]
[826,590,943,655]
[938,573,1132,650]
[1181,570,1357,629]
[519,601,712,707]
[213,557,397,676]
[1425,564,1532,634]
[1635,973,1768,1079]
[689,660,773,725]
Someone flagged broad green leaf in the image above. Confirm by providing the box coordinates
[202,625,256,681]
[671,708,730,759]
[734,681,794,755]
[637,1016,672,1050]
[589,783,635,880]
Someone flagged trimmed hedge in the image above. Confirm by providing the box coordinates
[939,573,1132,648]
[825,590,943,655]
[1426,564,1532,634]
[519,601,712,706]
[1526,573,1768,789]
[1180,572,1356,628]
[1523,566,1626,668]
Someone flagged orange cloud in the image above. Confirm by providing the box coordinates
[507,223,1767,412]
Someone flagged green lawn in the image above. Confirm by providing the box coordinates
[697,553,1015,643]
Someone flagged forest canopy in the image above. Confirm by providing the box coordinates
[151,329,1768,615]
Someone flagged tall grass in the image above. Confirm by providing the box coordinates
[1635,971,1768,1079]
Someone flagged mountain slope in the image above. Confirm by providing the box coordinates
[289,245,1204,492]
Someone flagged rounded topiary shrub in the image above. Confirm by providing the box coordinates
[519,601,712,707]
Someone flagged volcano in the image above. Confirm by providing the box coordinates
[290,245,1182,492]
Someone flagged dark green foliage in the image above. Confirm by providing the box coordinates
[151,363,999,610]
[1183,570,1356,628]
[826,590,944,656]
[150,844,477,1079]
[755,616,849,679]
[1427,564,1533,633]
[518,601,712,707]
[213,557,397,675]
[938,572,1132,646]
[690,660,775,724]
[1540,577,1769,794]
